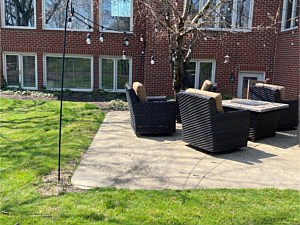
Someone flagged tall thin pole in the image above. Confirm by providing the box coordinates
[58,0,70,182]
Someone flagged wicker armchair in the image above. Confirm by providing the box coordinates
[249,84,298,130]
[177,92,250,153]
[125,83,176,135]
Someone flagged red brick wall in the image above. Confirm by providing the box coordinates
[273,29,299,100]
[0,0,299,100]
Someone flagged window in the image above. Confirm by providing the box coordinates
[193,0,254,30]
[281,0,299,31]
[183,60,216,89]
[45,55,93,91]
[3,53,37,89]
[43,0,92,30]
[2,0,36,28]
[100,0,132,32]
[100,57,132,92]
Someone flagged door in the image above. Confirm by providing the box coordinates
[237,72,264,98]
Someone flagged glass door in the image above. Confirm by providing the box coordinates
[237,72,264,98]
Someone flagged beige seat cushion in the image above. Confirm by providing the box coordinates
[186,88,224,112]
[132,82,147,102]
[200,80,213,91]
[255,83,285,100]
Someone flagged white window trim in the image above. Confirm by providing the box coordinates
[43,54,94,92]
[189,59,216,89]
[99,0,133,33]
[281,0,299,31]
[42,0,94,31]
[3,52,38,90]
[199,0,254,32]
[99,56,132,92]
[237,71,265,98]
[1,0,37,29]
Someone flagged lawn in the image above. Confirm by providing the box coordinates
[0,97,300,225]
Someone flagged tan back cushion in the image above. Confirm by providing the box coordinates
[132,82,147,102]
[200,80,213,91]
[255,83,285,100]
[186,88,224,112]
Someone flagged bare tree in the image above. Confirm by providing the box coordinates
[4,0,35,26]
[137,0,277,94]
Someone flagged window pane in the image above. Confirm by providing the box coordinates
[285,0,293,29]
[102,59,114,90]
[295,1,299,27]
[46,57,91,89]
[201,0,217,28]
[198,62,212,88]
[23,56,36,88]
[219,0,233,28]
[236,0,251,28]
[101,0,131,31]
[117,59,129,90]
[44,0,92,29]
[6,55,19,86]
[47,57,62,89]
[183,62,196,89]
[4,0,35,27]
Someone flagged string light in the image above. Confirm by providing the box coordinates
[155,25,158,32]
[224,55,230,63]
[99,32,104,42]
[122,50,127,60]
[204,34,207,41]
[165,12,169,20]
[140,34,144,42]
[86,33,91,45]
[151,55,155,64]
[124,32,129,46]
[67,17,72,28]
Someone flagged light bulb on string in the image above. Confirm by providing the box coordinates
[224,55,230,64]
[165,12,169,20]
[67,17,72,28]
[99,32,104,42]
[86,33,91,45]
[204,34,207,41]
[155,25,158,33]
[123,32,129,46]
[140,34,144,42]
[151,55,155,64]
[122,50,127,60]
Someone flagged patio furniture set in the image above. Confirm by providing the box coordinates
[125,81,298,153]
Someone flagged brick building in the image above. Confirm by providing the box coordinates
[0,0,299,100]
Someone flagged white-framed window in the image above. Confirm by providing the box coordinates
[193,0,254,31]
[1,0,36,28]
[183,60,216,89]
[3,53,38,89]
[44,55,93,91]
[100,0,133,32]
[281,0,299,31]
[100,57,132,92]
[43,0,93,30]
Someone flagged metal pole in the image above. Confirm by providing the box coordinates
[58,0,70,182]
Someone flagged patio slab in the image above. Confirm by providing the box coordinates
[71,111,300,190]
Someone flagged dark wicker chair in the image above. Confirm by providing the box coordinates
[177,92,250,153]
[125,83,176,135]
[249,85,298,130]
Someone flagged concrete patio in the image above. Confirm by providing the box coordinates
[71,111,300,190]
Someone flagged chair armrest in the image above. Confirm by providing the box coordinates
[213,110,250,130]
[147,96,167,102]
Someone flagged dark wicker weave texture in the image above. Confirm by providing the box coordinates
[249,85,298,130]
[177,92,250,153]
[125,83,176,135]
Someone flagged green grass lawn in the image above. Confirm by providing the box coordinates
[1,98,300,225]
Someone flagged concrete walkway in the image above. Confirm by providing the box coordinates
[71,111,300,190]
